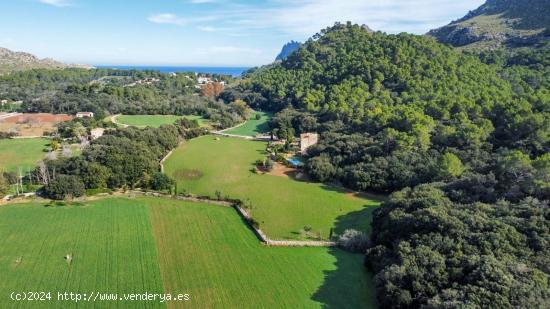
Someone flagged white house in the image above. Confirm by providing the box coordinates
[76,112,94,118]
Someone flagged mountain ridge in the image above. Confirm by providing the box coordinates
[0,47,92,73]
[275,41,301,61]
[428,0,550,49]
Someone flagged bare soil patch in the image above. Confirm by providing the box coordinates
[173,168,204,180]
[0,113,73,136]
[266,162,311,181]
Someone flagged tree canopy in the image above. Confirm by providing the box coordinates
[238,23,550,307]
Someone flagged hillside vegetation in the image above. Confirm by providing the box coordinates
[234,23,550,307]
[0,68,243,129]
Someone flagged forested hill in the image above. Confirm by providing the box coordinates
[230,23,550,307]
[241,22,549,195]
[428,0,550,49]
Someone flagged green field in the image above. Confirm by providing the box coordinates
[164,136,381,240]
[0,198,164,308]
[222,111,271,137]
[116,115,207,128]
[0,138,49,173]
[148,197,375,308]
[0,196,376,308]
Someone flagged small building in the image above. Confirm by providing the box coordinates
[300,133,319,154]
[90,128,105,140]
[76,112,94,118]
[197,76,210,84]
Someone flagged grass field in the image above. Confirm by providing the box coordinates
[0,138,49,173]
[147,197,376,308]
[164,136,382,240]
[222,111,271,137]
[116,115,207,128]
[0,198,165,308]
[0,196,376,308]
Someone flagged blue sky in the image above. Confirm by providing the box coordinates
[0,0,485,66]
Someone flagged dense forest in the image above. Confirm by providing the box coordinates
[230,23,550,307]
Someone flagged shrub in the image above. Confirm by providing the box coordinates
[0,173,9,198]
[337,229,370,253]
[306,155,336,182]
[43,175,85,200]
[150,172,175,191]
[264,158,274,171]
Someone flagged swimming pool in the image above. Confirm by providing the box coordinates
[286,157,303,167]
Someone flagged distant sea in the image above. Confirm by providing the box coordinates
[95,65,250,77]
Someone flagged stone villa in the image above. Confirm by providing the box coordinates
[300,133,319,154]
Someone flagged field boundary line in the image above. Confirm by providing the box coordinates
[159,141,183,173]
[125,190,337,247]
[232,203,336,247]
[2,189,336,247]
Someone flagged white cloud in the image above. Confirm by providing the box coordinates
[196,25,240,33]
[148,13,217,26]
[38,0,72,7]
[148,13,189,25]
[203,0,485,36]
[197,26,218,32]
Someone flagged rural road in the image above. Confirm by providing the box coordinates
[110,114,128,128]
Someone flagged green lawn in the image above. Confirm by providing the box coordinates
[0,196,377,308]
[164,136,382,240]
[0,138,49,173]
[148,197,375,308]
[0,198,165,308]
[223,111,271,137]
[116,115,207,128]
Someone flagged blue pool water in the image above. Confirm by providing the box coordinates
[287,157,302,166]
